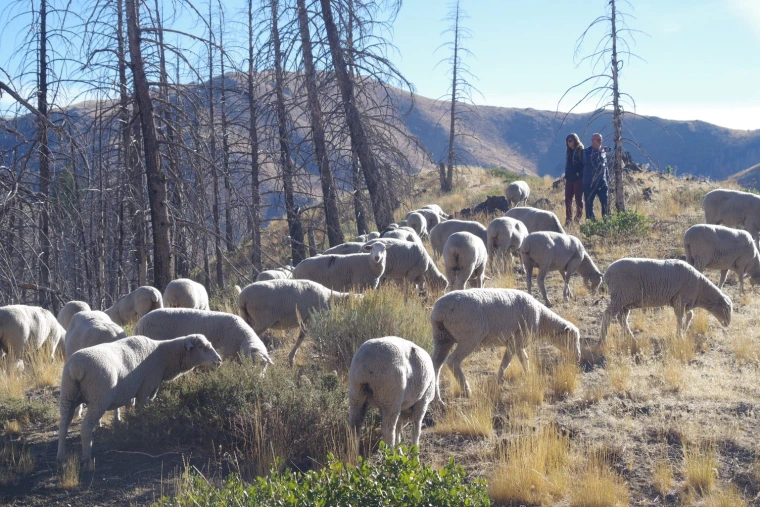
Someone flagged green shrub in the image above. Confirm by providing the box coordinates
[0,397,57,428]
[154,444,490,507]
[580,211,651,240]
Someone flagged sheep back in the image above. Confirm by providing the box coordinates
[443,232,488,290]
[487,217,528,258]
[504,207,565,234]
[292,245,386,292]
[58,301,91,331]
[0,305,65,360]
[429,219,488,256]
[163,278,210,310]
[505,180,530,206]
[65,310,126,358]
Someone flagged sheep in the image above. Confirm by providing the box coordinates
[684,224,760,294]
[504,207,565,234]
[487,217,528,269]
[600,258,732,342]
[292,242,387,292]
[0,305,65,369]
[238,279,355,366]
[348,336,435,451]
[429,219,488,257]
[65,311,126,359]
[421,203,450,219]
[323,242,366,256]
[519,232,603,307]
[407,209,442,231]
[505,180,530,207]
[104,286,163,326]
[443,232,488,291]
[362,238,448,295]
[381,226,422,245]
[57,334,222,468]
[430,289,580,398]
[134,308,272,364]
[704,189,760,245]
[163,278,210,310]
[354,232,380,243]
[405,212,428,239]
[57,301,91,331]
[256,266,294,282]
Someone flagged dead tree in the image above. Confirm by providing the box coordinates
[247,0,262,273]
[36,0,52,308]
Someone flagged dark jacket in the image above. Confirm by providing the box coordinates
[583,146,608,187]
[565,147,584,182]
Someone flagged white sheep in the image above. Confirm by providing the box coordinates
[293,242,387,292]
[704,189,760,245]
[348,336,435,450]
[429,219,488,257]
[104,286,163,326]
[487,217,528,269]
[322,242,366,256]
[381,226,422,245]
[431,289,580,398]
[57,334,222,468]
[505,180,530,207]
[362,238,448,294]
[407,209,442,232]
[443,232,488,291]
[0,305,65,369]
[57,301,91,331]
[600,258,732,342]
[256,266,294,282]
[162,278,210,310]
[504,207,565,234]
[684,224,760,294]
[134,308,272,364]
[421,204,449,219]
[519,231,603,307]
[405,212,428,239]
[238,279,355,366]
[354,232,380,243]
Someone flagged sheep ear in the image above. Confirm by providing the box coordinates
[361,244,372,252]
[185,338,196,351]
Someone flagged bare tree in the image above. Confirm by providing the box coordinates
[247,0,262,273]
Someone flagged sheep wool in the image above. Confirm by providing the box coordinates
[407,208,442,232]
[405,212,429,239]
[57,301,91,331]
[504,207,565,234]
[323,242,366,256]
[443,232,488,291]
[704,189,760,246]
[362,238,448,293]
[429,219,488,257]
[104,286,163,326]
[65,311,127,359]
[163,278,210,310]
[0,305,65,368]
[487,217,528,268]
[293,242,387,292]
[505,180,530,207]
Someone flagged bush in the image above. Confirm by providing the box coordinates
[154,444,490,507]
[580,211,651,240]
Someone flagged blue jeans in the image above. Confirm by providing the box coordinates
[584,181,609,220]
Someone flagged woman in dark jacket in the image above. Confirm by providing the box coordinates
[564,133,584,224]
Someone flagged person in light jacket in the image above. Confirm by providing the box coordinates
[583,132,610,220]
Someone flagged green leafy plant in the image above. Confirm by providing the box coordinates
[580,211,651,240]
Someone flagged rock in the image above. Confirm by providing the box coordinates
[458,195,511,218]
[532,198,553,210]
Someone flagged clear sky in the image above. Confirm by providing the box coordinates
[1,0,759,130]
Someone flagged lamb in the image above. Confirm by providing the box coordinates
[354,232,380,243]
[0,305,66,369]
[163,278,210,310]
[256,266,294,282]
[323,242,366,256]
[504,207,565,234]
[65,311,127,359]
[381,226,422,245]
[57,301,91,331]
[405,212,428,239]
[362,238,448,294]
[683,224,760,294]
[348,336,435,451]
[428,219,488,257]
[134,308,272,364]
[519,231,603,306]
[505,180,530,207]
[57,334,222,467]
[292,242,387,292]
[704,189,760,245]
[487,217,528,269]
[407,209,442,231]
[104,286,163,326]
[443,232,488,291]
[421,203,449,219]
[430,289,580,398]
[600,258,732,342]
[238,279,355,366]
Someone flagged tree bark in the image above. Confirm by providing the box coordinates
[610,0,625,212]
[125,0,173,291]
[247,0,262,273]
[37,0,51,308]
[444,0,460,193]
[219,15,235,253]
[208,4,225,289]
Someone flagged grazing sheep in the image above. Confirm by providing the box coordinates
[443,232,488,291]
[233,285,242,295]
[348,336,435,450]
[406,212,428,239]
[163,278,210,310]
[0,305,65,369]
[600,258,732,342]
[57,334,222,467]
[362,238,448,294]
[519,232,603,306]
[381,226,422,245]
[505,180,530,207]
[421,203,450,219]
[293,242,387,292]
[104,286,163,326]
[431,289,580,398]
[684,224,760,294]
[354,232,380,243]
[704,189,760,245]
[256,266,294,282]
[323,242,366,256]
[65,311,126,359]
[407,209,442,231]
[134,308,272,364]
[487,217,529,269]
[429,219,488,257]
[505,207,565,234]
[238,279,355,366]
[57,301,91,331]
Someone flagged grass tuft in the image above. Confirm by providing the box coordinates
[58,454,81,489]
[683,442,718,495]
[569,449,630,507]
[704,485,749,507]
[652,456,675,496]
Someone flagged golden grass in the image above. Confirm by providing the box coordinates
[689,310,711,336]
[731,334,760,366]
[666,335,697,364]
[568,449,630,507]
[0,441,35,486]
[704,486,749,507]
[58,454,81,489]
[432,379,495,438]
[607,355,632,393]
[3,420,22,438]
[683,442,718,494]
[0,345,64,400]
[661,357,684,392]
[652,456,675,496]
[550,358,580,399]
[511,356,548,407]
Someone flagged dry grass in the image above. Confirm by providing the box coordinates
[0,345,64,400]
[432,378,495,439]
[550,357,580,399]
[652,455,675,496]
[607,354,632,393]
[683,442,718,494]
[511,353,548,407]
[665,334,697,364]
[58,454,81,489]
[569,448,630,507]
[689,309,711,336]
[704,486,749,507]
[0,441,35,486]
[660,357,685,392]
[731,334,760,366]
[3,420,22,438]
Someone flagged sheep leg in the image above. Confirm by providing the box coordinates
[445,341,478,398]
[737,269,746,294]
[537,267,551,307]
[409,399,428,448]
[564,254,584,300]
[684,309,695,332]
[600,303,618,343]
[718,270,729,289]
[497,348,514,384]
[288,329,308,367]
[431,339,456,402]
[80,411,102,469]
[57,400,77,463]
[523,257,534,295]
[620,310,634,341]
[673,305,685,339]
[472,266,485,289]
[517,348,530,373]
[380,405,402,447]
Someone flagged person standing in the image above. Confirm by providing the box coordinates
[583,133,610,220]
[564,133,585,225]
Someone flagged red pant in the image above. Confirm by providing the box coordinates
[565,179,584,222]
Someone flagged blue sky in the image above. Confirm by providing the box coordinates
[1,0,759,130]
